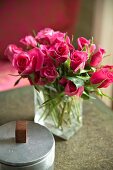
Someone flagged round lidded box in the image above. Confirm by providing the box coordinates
[0,121,55,170]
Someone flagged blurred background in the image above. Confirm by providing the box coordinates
[0,0,113,108]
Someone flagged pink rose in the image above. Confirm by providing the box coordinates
[49,42,69,66]
[70,50,88,72]
[13,48,44,74]
[36,28,71,47]
[4,44,22,61]
[40,66,58,82]
[35,28,55,45]
[90,65,113,88]
[52,31,73,52]
[40,45,53,66]
[90,48,106,67]
[52,31,70,44]
[28,48,44,72]
[54,42,69,56]
[40,44,49,55]
[20,35,37,47]
[13,52,31,73]
[65,80,84,96]
[77,37,90,50]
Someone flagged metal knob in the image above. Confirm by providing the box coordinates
[15,120,27,143]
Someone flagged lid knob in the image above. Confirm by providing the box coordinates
[15,121,27,143]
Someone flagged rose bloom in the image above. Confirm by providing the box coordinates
[65,80,84,97]
[36,28,71,47]
[90,65,113,88]
[13,48,44,74]
[49,42,69,66]
[40,45,54,66]
[20,35,37,47]
[40,65,58,82]
[52,31,74,53]
[40,44,49,55]
[13,52,31,73]
[28,48,44,72]
[70,50,88,72]
[77,37,90,50]
[4,44,22,61]
[90,48,106,67]
[35,28,54,45]
[52,31,70,44]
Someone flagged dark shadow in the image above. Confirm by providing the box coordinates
[0,137,15,145]
[54,135,66,142]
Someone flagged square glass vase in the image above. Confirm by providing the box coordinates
[34,88,82,140]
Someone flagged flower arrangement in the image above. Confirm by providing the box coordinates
[4,28,113,138]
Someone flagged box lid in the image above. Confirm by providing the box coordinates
[0,121,55,167]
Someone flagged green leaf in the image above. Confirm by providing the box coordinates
[81,45,87,51]
[82,91,96,100]
[14,77,22,86]
[96,89,113,101]
[91,67,96,72]
[80,69,90,74]
[85,86,96,92]
[102,93,113,101]
[32,29,37,37]
[71,35,74,43]
[64,58,70,69]
[34,85,39,91]
[67,77,84,88]
[96,89,103,96]
[64,32,68,41]
[91,36,94,44]
[76,75,90,81]
[45,85,57,92]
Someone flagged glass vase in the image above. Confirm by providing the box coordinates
[34,88,82,140]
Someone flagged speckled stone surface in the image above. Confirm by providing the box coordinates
[0,87,113,170]
[55,99,113,170]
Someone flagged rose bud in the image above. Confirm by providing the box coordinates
[89,44,96,53]
[65,80,84,97]
[90,48,106,67]
[77,37,90,50]
[90,65,113,88]
[40,66,58,82]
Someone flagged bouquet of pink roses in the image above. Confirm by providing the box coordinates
[5,28,113,98]
[4,28,113,131]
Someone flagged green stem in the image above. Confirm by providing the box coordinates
[59,101,67,128]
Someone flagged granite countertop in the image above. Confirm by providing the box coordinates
[0,86,113,170]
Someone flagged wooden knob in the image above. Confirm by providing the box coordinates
[15,121,27,143]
